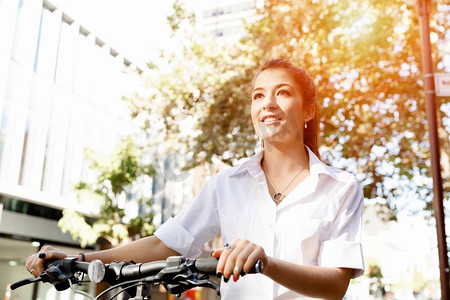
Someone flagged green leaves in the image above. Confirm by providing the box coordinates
[247,0,448,216]
[58,137,157,247]
[125,0,449,218]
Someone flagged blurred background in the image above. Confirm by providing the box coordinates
[0,0,449,299]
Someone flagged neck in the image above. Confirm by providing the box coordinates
[262,141,309,174]
[261,142,310,204]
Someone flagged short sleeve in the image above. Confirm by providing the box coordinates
[154,176,220,258]
[319,178,365,278]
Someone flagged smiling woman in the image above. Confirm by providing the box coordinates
[251,59,320,159]
[251,67,314,149]
[26,59,365,300]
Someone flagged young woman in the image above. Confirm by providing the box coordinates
[26,59,364,299]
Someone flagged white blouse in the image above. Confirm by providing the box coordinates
[155,148,364,299]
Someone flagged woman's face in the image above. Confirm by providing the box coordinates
[251,68,314,146]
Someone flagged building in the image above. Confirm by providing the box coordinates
[190,0,263,42]
[0,0,264,298]
[0,0,142,299]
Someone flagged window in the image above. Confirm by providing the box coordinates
[72,30,91,96]
[40,131,49,191]
[54,15,76,87]
[10,0,24,61]
[34,5,60,78]
[18,117,29,185]
[0,106,9,167]
[10,0,41,65]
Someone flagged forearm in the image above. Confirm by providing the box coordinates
[78,236,179,263]
[264,257,352,300]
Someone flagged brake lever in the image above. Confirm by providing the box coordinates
[40,258,80,291]
[183,275,220,294]
[162,270,220,296]
[10,277,42,290]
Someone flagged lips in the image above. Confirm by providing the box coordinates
[261,115,282,123]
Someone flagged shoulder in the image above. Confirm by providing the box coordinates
[200,161,250,189]
[318,164,362,200]
[309,152,362,202]
[309,149,359,186]
[200,151,263,192]
[324,164,359,185]
[220,150,264,178]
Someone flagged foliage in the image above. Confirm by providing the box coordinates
[125,0,450,218]
[412,268,429,294]
[246,0,450,219]
[58,137,156,247]
[368,264,383,279]
[367,263,385,296]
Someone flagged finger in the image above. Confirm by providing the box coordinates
[30,268,39,277]
[216,242,237,281]
[229,242,255,281]
[232,246,252,280]
[210,248,223,259]
[243,245,266,275]
[41,250,66,260]
[32,249,65,275]
[222,240,247,280]
[34,254,46,275]
[25,256,33,272]
[26,254,41,277]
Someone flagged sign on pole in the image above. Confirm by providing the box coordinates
[435,73,450,96]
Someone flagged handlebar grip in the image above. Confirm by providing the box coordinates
[194,258,217,274]
[250,259,264,274]
[194,258,263,274]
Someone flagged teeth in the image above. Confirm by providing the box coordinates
[264,117,278,122]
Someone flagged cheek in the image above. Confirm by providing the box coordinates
[286,103,305,126]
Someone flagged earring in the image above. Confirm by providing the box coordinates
[304,122,308,129]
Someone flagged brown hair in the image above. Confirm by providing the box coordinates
[253,58,321,159]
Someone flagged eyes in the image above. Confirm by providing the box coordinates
[252,93,264,100]
[252,89,291,101]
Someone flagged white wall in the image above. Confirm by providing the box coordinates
[0,0,140,216]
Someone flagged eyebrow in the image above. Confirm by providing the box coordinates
[252,83,295,93]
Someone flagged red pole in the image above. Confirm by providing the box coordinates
[417,1,449,299]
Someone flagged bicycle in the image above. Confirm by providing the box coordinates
[11,256,263,300]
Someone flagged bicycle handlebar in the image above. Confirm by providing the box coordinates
[11,256,263,298]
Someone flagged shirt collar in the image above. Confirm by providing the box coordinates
[229,146,335,180]
[308,147,338,180]
[229,148,264,178]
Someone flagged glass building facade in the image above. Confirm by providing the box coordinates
[0,0,141,298]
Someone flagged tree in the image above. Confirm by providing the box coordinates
[247,0,450,219]
[368,263,384,297]
[126,0,450,218]
[58,137,156,248]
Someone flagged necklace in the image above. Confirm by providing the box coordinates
[265,167,304,204]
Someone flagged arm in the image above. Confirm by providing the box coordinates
[264,257,353,300]
[82,236,179,263]
[26,236,179,276]
[213,239,353,300]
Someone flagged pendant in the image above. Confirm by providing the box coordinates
[272,192,285,203]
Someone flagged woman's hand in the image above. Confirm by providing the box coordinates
[25,245,67,277]
[211,239,268,282]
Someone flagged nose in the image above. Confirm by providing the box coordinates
[262,93,278,110]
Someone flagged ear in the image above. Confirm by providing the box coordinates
[304,103,315,123]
